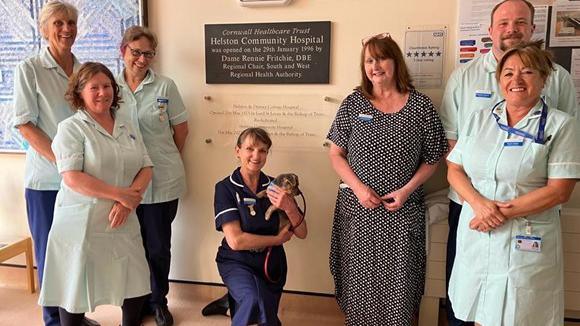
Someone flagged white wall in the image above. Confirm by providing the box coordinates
[0,155,27,238]
[146,0,457,293]
[2,0,579,294]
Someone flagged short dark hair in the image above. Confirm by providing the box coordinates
[357,36,414,99]
[236,127,272,150]
[490,0,535,25]
[496,40,554,82]
[65,62,121,111]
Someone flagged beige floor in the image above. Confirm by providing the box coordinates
[2,265,579,326]
[0,265,343,326]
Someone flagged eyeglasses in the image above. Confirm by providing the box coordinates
[126,45,156,59]
[361,32,391,45]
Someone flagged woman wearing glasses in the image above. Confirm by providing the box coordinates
[116,26,189,326]
[447,42,579,326]
[326,33,447,324]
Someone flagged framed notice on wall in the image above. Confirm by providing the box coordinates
[204,21,331,84]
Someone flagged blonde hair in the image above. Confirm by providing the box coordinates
[39,1,78,40]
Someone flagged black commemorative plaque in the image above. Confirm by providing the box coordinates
[205,21,330,84]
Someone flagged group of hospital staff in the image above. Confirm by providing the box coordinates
[12,1,187,326]
[10,0,580,326]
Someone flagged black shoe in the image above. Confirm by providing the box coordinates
[201,294,229,316]
[81,317,101,326]
[140,304,155,321]
[154,305,174,326]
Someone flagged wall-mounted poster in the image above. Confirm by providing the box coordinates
[549,2,580,47]
[404,27,446,88]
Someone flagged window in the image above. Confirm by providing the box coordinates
[0,0,144,152]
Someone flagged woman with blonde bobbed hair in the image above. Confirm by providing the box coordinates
[10,1,89,325]
[447,40,580,325]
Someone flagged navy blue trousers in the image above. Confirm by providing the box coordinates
[446,201,474,326]
[216,245,286,326]
[136,199,178,309]
[219,261,282,326]
[25,189,60,326]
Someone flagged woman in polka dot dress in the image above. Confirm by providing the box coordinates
[327,33,448,325]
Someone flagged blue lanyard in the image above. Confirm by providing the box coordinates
[491,99,548,144]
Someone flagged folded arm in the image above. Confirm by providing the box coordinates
[108,167,152,228]
[62,169,148,210]
[382,161,439,211]
[500,179,577,219]
[447,161,508,230]
[222,220,292,251]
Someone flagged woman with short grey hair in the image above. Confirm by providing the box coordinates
[11,1,98,325]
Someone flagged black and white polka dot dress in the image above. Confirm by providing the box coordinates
[327,89,447,325]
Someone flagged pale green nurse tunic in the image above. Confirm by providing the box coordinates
[39,110,152,313]
[116,69,188,204]
[12,47,81,190]
[447,100,580,326]
[440,51,578,204]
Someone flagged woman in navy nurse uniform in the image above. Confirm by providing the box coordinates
[214,127,307,326]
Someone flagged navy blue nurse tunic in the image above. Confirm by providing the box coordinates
[214,167,287,326]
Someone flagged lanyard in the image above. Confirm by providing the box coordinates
[491,98,548,144]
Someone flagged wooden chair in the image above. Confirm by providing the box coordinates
[0,237,35,293]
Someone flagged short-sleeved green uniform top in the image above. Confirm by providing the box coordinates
[447,100,580,326]
[116,69,188,204]
[12,47,81,190]
[38,110,153,313]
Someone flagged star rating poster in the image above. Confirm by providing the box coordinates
[404,28,446,88]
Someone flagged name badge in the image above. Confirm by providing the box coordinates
[504,135,524,147]
[515,235,542,253]
[242,198,257,216]
[504,140,524,147]
[156,97,169,111]
[475,90,492,98]
[157,97,168,122]
[357,114,373,122]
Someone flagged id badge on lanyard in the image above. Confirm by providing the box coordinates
[492,99,548,146]
[515,220,542,253]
